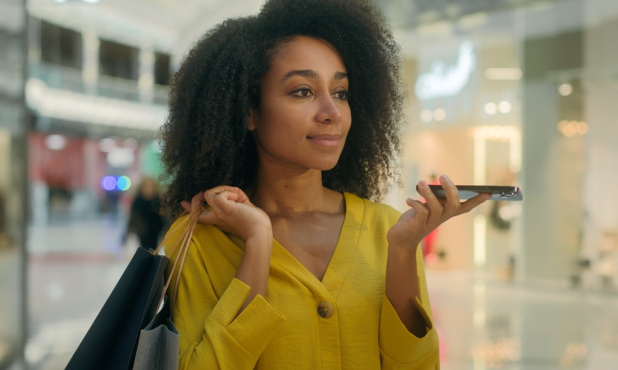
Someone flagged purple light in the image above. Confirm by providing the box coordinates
[101,176,117,191]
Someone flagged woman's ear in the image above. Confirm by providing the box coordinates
[247,110,257,131]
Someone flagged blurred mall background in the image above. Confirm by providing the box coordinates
[1,0,618,369]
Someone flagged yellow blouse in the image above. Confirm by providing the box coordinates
[164,192,440,370]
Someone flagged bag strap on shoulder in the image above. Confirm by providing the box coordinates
[152,206,203,314]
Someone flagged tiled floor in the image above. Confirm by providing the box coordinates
[24,218,618,370]
[427,272,618,370]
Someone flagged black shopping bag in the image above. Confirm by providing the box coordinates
[65,246,169,370]
[66,209,200,370]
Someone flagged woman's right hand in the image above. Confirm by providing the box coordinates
[181,186,272,243]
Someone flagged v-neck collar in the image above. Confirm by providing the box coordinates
[270,192,365,302]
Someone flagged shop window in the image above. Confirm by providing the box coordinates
[154,52,171,85]
[40,21,82,69]
[99,39,139,80]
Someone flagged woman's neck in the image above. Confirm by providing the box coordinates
[248,161,332,218]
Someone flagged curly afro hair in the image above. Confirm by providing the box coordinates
[160,0,404,219]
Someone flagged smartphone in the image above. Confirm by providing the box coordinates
[416,185,523,201]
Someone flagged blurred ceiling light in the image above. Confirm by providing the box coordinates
[484,102,497,115]
[101,176,117,191]
[82,0,101,3]
[433,108,446,121]
[485,68,522,80]
[99,138,116,152]
[45,134,67,151]
[558,83,573,96]
[101,176,131,191]
[471,125,520,142]
[498,101,512,113]
[557,120,588,137]
[53,0,68,3]
[116,176,132,191]
[107,148,135,168]
[420,109,433,123]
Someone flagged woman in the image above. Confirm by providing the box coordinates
[160,0,489,369]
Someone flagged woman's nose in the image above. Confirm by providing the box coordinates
[316,95,342,124]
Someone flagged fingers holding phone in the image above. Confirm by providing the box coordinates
[389,174,492,249]
[416,180,522,219]
[416,174,458,225]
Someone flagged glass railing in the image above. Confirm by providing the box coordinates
[28,62,169,105]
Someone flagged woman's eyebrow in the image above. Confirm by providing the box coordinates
[281,69,318,82]
[281,70,348,83]
[334,71,348,80]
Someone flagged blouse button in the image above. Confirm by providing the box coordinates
[317,302,335,318]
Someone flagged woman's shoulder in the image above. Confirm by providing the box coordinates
[163,214,223,257]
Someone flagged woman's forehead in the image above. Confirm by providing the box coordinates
[269,36,347,74]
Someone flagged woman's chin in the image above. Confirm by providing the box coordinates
[307,158,340,172]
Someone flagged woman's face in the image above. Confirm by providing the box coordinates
[249,36,351,172]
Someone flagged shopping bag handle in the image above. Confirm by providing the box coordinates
[151,206,203,314]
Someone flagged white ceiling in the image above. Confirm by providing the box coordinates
[27,0,265,61]
[26,0,618,64]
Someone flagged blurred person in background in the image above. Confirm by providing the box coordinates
[124,178,165,251]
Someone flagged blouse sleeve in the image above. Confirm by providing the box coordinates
[379,246,440,370]
[165,223,287,370]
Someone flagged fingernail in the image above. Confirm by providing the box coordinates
[419,180,428,188]
[406,197,413,203]
[440,174,450,182]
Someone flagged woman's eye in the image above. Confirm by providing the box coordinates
[291,88,313,97]
[333,90,348,100]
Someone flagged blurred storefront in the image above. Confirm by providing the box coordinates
[16,2,172,368]
[373,1,618,367]
[379,0,618,293]
[24,11,170,225]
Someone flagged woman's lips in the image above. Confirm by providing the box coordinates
[307,134,341,147]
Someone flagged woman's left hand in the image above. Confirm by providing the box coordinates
[387,174,491,249]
